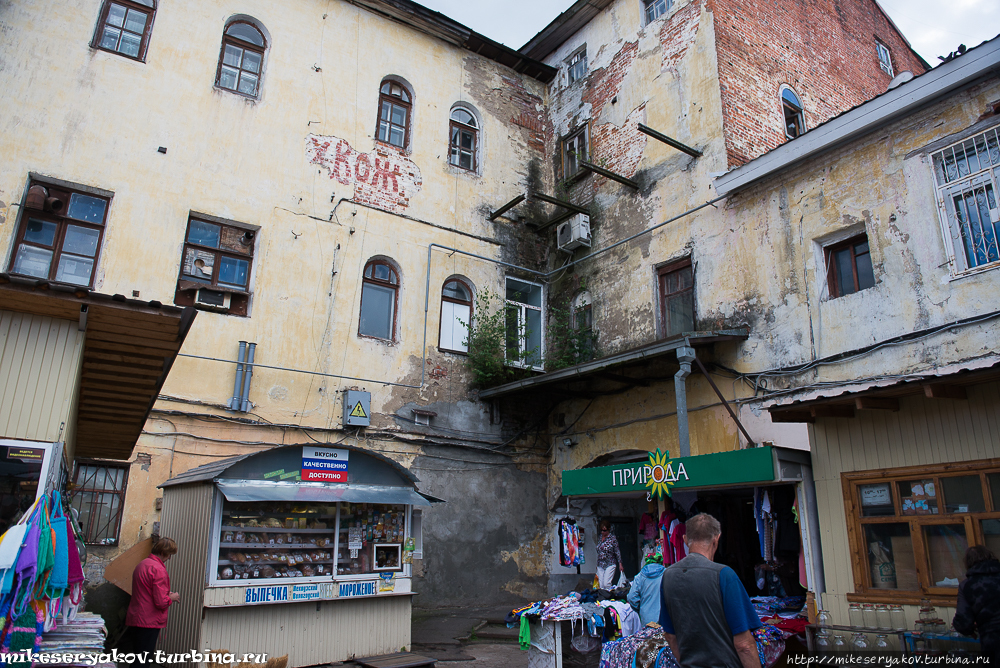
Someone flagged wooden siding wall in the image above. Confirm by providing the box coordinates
[0,311,83,445]
[159,484,215,663]
[810,379,1000,625]
[201,595,412,667]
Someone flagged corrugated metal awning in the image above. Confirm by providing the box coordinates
[217,480,444,506]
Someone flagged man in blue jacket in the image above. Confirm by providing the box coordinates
[628,553,665,625]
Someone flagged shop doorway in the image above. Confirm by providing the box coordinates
[609,517,639,580]
[0,448,43,535]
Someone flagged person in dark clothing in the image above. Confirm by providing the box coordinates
[953,545,1000,665]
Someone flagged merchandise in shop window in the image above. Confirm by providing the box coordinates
[336,502,406,576]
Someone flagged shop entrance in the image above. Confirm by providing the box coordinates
[608,517,639,580]
[0,447,43,535]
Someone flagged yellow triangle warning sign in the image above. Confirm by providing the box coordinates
[350,402,368,419]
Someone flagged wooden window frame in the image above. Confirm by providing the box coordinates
[173,215,255,317]
[70,460,130,546]
[842,457,1000,605]
[376,80,413,150]
[438,278,473,354]
[215,21,266,99]
[824,233,875,298]
[781,86,805,139]
[448,108,478,172]
[8,181,110,288]
[566,47,587,85]
[644,0,671,24]
[562,125,590,181]
[92,0,155,62]
[658,257,694,338]
[359,259,400,342]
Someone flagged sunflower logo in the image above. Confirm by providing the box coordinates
[645,448,674,499]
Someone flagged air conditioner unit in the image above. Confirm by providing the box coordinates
[557,213,591,252]
[195,288,231,310]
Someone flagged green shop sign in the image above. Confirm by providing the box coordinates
[561,446,776,498]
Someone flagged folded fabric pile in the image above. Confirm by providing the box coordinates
[750,595,805,618]
[540,595,585,621]
[600,626,676,668]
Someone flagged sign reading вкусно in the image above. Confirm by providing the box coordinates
[301,446,348,482]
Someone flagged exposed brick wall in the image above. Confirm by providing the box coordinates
[707,0,927,168]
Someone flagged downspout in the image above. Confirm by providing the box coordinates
[228,341,247,411]
[674,345,696,457]
[799,463,826,607]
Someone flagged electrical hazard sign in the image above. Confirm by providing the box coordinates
[343,390,371,426]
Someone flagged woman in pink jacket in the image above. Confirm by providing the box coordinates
[125,538,180,662]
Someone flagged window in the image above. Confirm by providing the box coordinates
[94,0,155,60]
[449,107,478,172]
[781,87,805,139]
[825,234,875,298]
[70,461,129,545]
[931,126,1000,272]
[567,48,587,84]
[174,214,256,316]
[644,0,671,23]
[505,277,543,370]
[876,41,894,77]
[360,259,399,341]
[9,180,110,287]
[377,80,412,149]
[439,278,473,353]
[563,126,589,179]
[658,258,694,338]
[216,20,266,98]
[844,459,1000,602]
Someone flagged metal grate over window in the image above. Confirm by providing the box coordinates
[932,127,1000,271]
[71,462,129,545]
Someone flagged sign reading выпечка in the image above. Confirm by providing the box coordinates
[301,446,349,482]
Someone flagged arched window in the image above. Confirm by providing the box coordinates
[217,19,266,98]
[449,107,479,171]
[377,80,412,149]
[781,86,805,139]
[439,278,473,353]
[359,259,399,341]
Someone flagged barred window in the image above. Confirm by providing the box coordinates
[931,126,1000,273]
[70,462,129,545]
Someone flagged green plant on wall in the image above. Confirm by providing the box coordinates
[546,296,599,371]
[461,288,539,388]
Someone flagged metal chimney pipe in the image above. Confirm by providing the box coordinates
[229,341,247,410]
[240,343,256,412]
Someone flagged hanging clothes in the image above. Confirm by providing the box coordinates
[558,518,584,567]
[669,522,688,564]
[639,513,657,541]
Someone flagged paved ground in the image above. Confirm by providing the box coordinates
[409,605,526,665]
[439,642,528,668]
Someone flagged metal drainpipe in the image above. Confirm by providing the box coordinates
[800,463,827,606]
[229,341,247,411]
[240,343,256,412]
[674,345,696,457]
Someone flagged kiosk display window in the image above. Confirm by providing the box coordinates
[337,503,405,575]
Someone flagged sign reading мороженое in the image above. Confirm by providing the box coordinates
[301,446,349,482]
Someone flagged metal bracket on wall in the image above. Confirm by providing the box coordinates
[637,123,703,158]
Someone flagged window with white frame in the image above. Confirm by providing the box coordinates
[567,47,587,84]
[505,277,543,370]
[439,278,473,354]
[932,126,1000,272]
[876,41,894,77]
[781,86,805,139]
[644,0,671,23]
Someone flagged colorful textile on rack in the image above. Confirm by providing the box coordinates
[519,614,530,650]
[634,632,676,668]
[654,646,679,668]
[540,595,585,621]
[750,596,805,618]
[763,615,809,635]
[599,626,666,668]
[559,519,585,567]
[753,624,787,668]
[639,513,657,541]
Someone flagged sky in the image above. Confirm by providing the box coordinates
[416,0,999,66]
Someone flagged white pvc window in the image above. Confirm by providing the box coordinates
[505,277,543,370]
[876,41,894,77]
[932,127,1000,273]
[644,0,671,23]
[439,279,473,353]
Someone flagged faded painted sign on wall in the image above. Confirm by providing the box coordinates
[306,134,422,214]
